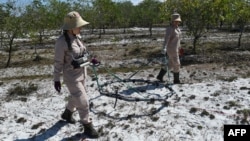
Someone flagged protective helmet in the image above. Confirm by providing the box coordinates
[62,11,89,30]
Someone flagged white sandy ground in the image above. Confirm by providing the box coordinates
[0,65,250,141]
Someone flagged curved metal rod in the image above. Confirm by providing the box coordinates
[90,57,177,104]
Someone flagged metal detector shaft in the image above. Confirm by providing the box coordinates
[127,58,155,79]
[162,54,171,83]
[103,67,146,96]
[91,65,101,89]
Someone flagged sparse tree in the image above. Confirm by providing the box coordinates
[23,0,47,61]
[2,1,25,67]
[92,0,117,38]
[136,0,162,36]
[223,0,250,48]
[0,4,8,49]
[162,0,221,53]
[115,1,134,33]
[47,0,71,29]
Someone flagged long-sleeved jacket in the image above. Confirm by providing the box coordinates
[54,34,87,83]
[163,25,181,57]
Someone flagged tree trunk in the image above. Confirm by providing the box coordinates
[39,30,43,44]
[237,28,244,48]
[6,45,12,68]
[5,36,15,68]
[192,37,198,54]
[91,27,94,34]
[149,25,152,37]
[102,25,105,34]
[98,28,102,38]
[0,31,2,48]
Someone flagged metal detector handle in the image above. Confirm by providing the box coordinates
[163,54,170,81]
[80,61,90,67]
[163,54,168,71]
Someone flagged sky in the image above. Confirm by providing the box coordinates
[0,0,164,6]
[130,0,164,5]
[129,0,145,5]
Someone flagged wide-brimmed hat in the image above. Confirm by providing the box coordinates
[171,13,181,22]
[62,11,89,30]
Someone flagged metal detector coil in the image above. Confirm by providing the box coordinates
[90,58,177,108]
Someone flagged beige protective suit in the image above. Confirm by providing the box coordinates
[163,25,182,73]
[54,34,90,124]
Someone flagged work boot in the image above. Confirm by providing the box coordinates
[156,68,167,82]
[173,72,180,84]
[83,122,99,138]
[61,109,76,124]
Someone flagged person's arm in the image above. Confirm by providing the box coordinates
[54,40,66,81]
[162,27,172,54]
[53,39,67,93]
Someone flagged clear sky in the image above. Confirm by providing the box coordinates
[0,0,160,6]
[116,0,164,5]
[0,0,164,5]
[130,0,143,5]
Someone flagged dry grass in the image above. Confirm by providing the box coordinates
[6,82,38,102]
[1,31,250,83]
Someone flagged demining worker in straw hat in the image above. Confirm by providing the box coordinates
[156,12,182,84]
[53,11,99,138]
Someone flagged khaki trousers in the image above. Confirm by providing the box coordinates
[65,80,90,124]
[168,55,180,73]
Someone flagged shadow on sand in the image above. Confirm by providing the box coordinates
[15,120,88,141]
[14,120,68,141]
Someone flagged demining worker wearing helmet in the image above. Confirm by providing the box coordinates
[53,11,99,138]
[156,12,182,84]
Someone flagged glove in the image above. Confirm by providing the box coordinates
[161,48,167,54]
[179,47,184,56]
[91,57,100,65]
[91,58,99,64]
[54,81,61,93]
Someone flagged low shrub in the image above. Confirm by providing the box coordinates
[6,82,38,101]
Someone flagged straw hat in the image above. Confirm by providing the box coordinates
[62,11,89,30]
[171,13,181,22]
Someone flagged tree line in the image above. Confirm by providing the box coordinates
[0,0,250,67]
